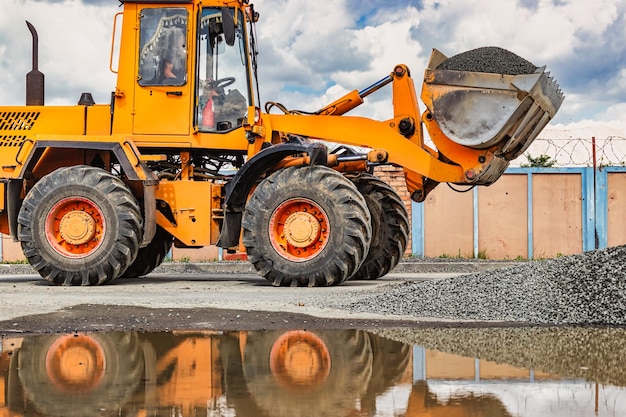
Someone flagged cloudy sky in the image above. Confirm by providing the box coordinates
[1,0,625,133]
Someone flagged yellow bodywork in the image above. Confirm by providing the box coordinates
[0,0,563,267]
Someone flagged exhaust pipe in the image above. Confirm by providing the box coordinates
[25,20,44,106]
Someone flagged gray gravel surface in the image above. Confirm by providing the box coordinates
[338,246,626,325]
[436,46,538,75]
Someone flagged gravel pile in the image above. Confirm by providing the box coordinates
[339,245,626,325]
[436,46,538,75]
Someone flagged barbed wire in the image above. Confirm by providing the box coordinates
[515,136,626,167]
[334,135,626,168]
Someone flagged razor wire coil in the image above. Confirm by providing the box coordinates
[518,136,626,167]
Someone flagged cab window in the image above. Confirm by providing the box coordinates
[138,8,189,87]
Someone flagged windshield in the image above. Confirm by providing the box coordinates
[197,8,250,132]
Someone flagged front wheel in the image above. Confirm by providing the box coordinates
[242,166,371,287]
[18,165,143,286]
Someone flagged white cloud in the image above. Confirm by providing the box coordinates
[0,0,118,105]
[1,0,625,133]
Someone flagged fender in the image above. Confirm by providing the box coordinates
[217,140,327,248]
[8,140,158,246]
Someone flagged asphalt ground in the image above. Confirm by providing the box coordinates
[0,260,521,336]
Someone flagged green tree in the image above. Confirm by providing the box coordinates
[521,153,555,167]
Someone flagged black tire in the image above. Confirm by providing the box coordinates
[350,173,409,280]
[122,226,172,278]
[242,330,373,417]
[17,332,144,417]
[242,166,371,287]
[18,165,143,286]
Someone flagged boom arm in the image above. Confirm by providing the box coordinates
[254,56,563,202]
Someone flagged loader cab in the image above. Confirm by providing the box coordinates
[125,1,253,136]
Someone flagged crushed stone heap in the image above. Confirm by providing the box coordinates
[436,46,538,75]
[338,245,626,325]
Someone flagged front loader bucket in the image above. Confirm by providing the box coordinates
[421,48,564,160]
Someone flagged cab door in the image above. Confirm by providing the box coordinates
[133,6,192,135]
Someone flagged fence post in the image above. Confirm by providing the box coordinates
[412,201,425,257]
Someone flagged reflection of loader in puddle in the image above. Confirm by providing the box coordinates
[1,330,406,416]
[0,329,511,417]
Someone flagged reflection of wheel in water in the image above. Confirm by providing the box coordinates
[242,166,371,286]
[122,226,173,278]
[361,333,411,413]
[242,330,373,417]
[18,332,144,417]
[349,173,409,280]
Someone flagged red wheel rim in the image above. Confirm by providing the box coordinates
[45,197,105,258]
[269,198,330,262]
[269,331,331,390]
[45,334,106,393]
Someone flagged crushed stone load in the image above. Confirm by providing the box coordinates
[338,245,626,325]
[436,46,538,75]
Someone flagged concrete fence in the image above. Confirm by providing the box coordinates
[412,167,626,259]
[1,166,624,263]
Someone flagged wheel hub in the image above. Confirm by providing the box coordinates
[268,198,331,262]
[59,211,96,245]
[45,334,106,392]
[283,212,320,248]
[45,196,105,258]
[269,331,331,390]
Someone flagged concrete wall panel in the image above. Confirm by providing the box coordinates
[478,175,528,259]
[423,186,473,258]
[532,174,582,257]
[607,173,626,247]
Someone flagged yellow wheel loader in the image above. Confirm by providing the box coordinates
[0,0,564,286]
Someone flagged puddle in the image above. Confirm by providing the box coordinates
[1,328,625,416]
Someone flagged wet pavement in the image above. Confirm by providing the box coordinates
[1,266,625,416]
[1,328,625,417]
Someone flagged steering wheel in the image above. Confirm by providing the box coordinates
[210,77,236,91]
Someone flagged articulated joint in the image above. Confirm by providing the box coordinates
[398,117,415,137]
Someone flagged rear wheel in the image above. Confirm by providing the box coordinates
[121,226,173,278]
[18,165,143,286]
[242,166,371,287]
[350,173,409,280]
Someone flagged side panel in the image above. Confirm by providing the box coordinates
[0,106,85,177]
[155,180,215,246]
